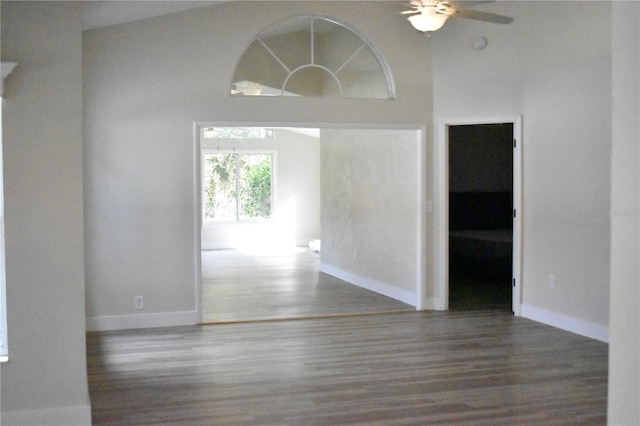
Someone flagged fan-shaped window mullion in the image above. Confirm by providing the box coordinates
[334,41,367,75]
[283,65,343,97]
[231,15,395,99]
[310,16,315,65]
[257,38,292,74]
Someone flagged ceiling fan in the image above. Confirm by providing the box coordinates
[401,1,513,33]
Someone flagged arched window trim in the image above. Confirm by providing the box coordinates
[231,15,396,99]
[283,64,344,97]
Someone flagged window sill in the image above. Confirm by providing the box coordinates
[203,219,274,227]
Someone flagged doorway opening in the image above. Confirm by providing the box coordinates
[196,125,427,324]
[448,123,513,310]
[435,117,522,314]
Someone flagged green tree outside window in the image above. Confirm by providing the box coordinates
[204,153,272,221]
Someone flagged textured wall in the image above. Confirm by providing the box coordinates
[320,128,420,294]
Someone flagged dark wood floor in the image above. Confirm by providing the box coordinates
[88,310,608,425]
[88,250,607,424]
[201,248,415,323]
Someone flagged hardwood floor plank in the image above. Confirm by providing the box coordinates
[201,248,415,323]
[88,311,607,425]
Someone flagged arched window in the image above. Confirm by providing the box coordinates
[231,15,395,99]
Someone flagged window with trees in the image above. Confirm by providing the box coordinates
[202,151,274,223]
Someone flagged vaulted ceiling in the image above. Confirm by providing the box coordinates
[81,1,226,30]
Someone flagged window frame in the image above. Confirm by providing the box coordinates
[201,149,276,226]
[231,15,396,99]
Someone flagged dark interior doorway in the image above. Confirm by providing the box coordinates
[448,123,514,310]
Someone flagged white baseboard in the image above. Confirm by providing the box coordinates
[319,262,417,307]
[1,403,91,426]
[86,310,199,331]
[201,242,231,250]
[201,240,315,250]
[521,303,609,342]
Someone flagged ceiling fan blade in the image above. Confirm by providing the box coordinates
[398,1,421,14]
[446,1,494,7]
[449,8,514,24]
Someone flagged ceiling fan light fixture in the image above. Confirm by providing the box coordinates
[408,9,449,32]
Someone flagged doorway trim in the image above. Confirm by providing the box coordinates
[193,122,429,323]
[434,116,522,315]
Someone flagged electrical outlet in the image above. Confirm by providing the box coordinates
[134,295,144,309]
[549,275,555,289]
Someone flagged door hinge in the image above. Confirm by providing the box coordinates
[513,278,516,288]
[513,209,516,218]
[513,138,517,148]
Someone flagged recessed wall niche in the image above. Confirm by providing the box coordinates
[231,15,395,99]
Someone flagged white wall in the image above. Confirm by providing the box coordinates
[0,2,91,424]
[432,1,611,340]
[83,1,432,330]
[320,128,422,306]
[608,2,640,424]
[201,128,321,249]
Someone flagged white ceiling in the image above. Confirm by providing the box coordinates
[82,1,226,30]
